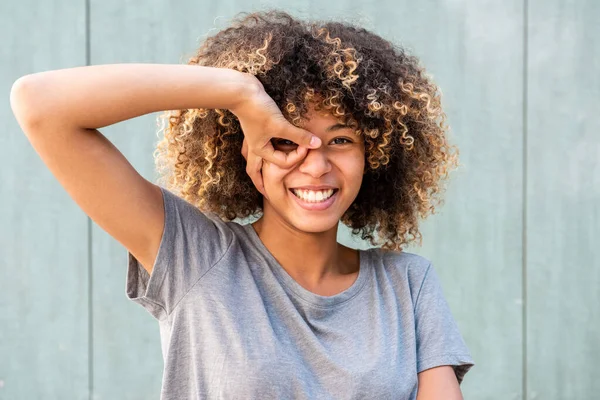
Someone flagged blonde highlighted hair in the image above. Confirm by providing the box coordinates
[153,10,459,251]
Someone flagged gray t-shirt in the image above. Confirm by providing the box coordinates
[126,187,474,399]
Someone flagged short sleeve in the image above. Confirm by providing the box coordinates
[126,186,233,321]
[414,262,475,385]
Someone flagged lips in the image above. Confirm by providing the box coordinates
[289,185,338,191]
[291,188,336,202]
[289,188,338,211]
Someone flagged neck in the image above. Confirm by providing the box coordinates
[251,208,357,288]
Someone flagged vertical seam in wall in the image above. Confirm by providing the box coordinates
[522,0,529,399]
[85,0,93,399]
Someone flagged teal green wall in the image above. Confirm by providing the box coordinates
[1,1,598,399]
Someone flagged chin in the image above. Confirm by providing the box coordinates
[286,213,341,234]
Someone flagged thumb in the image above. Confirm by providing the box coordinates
[285,126,321,149]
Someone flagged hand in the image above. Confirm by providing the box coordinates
[230,80,321,198]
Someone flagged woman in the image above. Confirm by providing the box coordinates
[11,10,474,399]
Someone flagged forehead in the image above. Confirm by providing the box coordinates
[302,100,344,125]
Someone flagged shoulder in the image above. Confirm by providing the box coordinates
[370,249,434,304]
[159,186,239,249]
[161,187,238,230]
[375,248,432,281]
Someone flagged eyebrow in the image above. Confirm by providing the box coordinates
[326,123,351,132]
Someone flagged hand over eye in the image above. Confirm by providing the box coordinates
[231,79,321,196]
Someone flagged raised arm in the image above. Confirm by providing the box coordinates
[10,64,259,275]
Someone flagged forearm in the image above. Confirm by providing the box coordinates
[10,63,258,130]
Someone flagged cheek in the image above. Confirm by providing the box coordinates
[261,162,293,192]
[354,153,366,177]
[339,152,365,190]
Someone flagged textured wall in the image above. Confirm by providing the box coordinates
[1,0,598,399]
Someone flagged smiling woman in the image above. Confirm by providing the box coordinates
[11,8,474,400]
[147,10,475,395]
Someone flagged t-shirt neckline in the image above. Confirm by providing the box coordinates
[243,222,371,308]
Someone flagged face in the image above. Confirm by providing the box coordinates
[259,104,366,234]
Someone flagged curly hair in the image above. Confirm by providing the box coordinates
[153,9,460,251]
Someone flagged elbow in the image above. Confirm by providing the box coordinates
[10,75,47,133]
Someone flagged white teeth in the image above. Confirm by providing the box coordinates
[292,189,335,203]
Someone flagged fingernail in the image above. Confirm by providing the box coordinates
[309,135,321,148]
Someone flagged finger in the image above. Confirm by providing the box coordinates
[253,158,269,201]
[247,153,266,198]
[248,154,264,194]
[260,143,309,169]
[241,138,248,160]
[280,145,308,168]
[282,126,321,149]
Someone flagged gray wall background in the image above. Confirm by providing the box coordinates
[1,0,598,399]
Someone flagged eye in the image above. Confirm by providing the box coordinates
[331,137,353,145]
[272,138,298,150]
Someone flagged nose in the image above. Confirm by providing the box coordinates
[297,147,331,177]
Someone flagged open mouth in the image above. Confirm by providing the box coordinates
[289,188,339,211]
[290,188,338,203]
